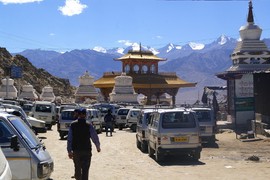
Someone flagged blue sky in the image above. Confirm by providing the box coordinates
[0,0,269,53]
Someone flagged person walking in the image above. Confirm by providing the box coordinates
[67,108,101,180]
[104,109,114,136]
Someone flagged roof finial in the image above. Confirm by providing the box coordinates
[247,0,254,24]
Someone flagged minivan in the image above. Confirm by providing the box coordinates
[136,109,155,152]
[191,106,216,143]
[126,108,141,132]
[0,112,54,179]
[147,108,202,162]
[29,101,56,130]
[57,109,76,139]
[115,107,131,130]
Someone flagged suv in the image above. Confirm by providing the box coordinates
[136,109,155,152]
[147,108,202,162]
[115,107,131,130]
[191,106,216,144]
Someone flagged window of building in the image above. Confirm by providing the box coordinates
[125,65,130,73]
[133,64,139,73]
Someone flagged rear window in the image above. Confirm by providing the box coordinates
[35,104,52,113]
[118,109,130,115]
[162,112,196,129]
[61,111,76,121]
[194,110,211,122]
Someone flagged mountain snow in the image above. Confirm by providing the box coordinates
[189,42,205,50]
[218,35,228,45]
[93,46,107,53]
[116,48,125,54]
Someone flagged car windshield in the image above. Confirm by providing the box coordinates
[61,111,76,121]
[36,104,52,113]
[118,109,130,115]
[8,116,40,149]
[194,110,211,122]
[162,111,196,129]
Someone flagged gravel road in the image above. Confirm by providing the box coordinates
[40,126,270,180]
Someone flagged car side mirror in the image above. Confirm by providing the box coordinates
[10,135,20,151]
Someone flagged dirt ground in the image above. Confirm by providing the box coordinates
[40,125,270,180]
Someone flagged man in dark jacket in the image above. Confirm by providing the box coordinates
[67,108,101,180]
[104,109,114,136]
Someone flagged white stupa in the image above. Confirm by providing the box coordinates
[18,83,38,100]
[40,85,55,102]
[74,71,99,103]
[0,77,18,99]
[109,72,138,103]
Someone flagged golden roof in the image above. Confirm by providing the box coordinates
[115,50,166,61]
[94,73,196,89]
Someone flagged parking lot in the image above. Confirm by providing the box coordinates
[41,126,270,180]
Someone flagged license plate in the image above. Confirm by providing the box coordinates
[174,136,188,142]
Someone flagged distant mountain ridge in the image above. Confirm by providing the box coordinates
[15,35,270,103]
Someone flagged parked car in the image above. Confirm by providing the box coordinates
[92,103,122,128]
[57,109,76,139]
[136,108,155,152]
[21,103,33,115]
[0,104,47,134]
[147,108,202,162]
[0,112,54,179]
[29,101,56,130]
[191,106,216,144]
[126,108,141,132]
[115,107,131,130]
[86,109,102,134]
[0,147,12,180]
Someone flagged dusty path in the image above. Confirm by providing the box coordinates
[40,126,270,180]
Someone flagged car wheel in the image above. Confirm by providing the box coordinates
[148,143,154,157]
[155,147,164,162]
[136,136,141,149]
[192,151,201,161]
[141,141,148,153]
[47,124,52,130]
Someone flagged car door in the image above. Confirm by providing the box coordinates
[0,117,31,180]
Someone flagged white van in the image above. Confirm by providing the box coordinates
[0,112,54,179]
[191,106,216,144]
[126,108,141,132]
[147,108,202,162]
[0,147,12,180]
[29,101,56,130]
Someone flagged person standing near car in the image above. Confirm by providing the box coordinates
[104,109,114,136]
[67,108,101,180]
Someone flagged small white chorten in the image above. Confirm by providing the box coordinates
[0,77,18,99]
[40,85,55,102]
[109,72,138,103]
[75,71,99,103]
[18,83,38,100]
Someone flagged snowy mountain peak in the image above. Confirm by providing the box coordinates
[218,35,230,45]
[189,42,205,50]
[93,46,107,53]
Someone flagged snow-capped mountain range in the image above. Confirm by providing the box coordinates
[16,35,270,103]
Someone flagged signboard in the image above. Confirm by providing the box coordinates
[10,66,22,78]
[235,97,254,111]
